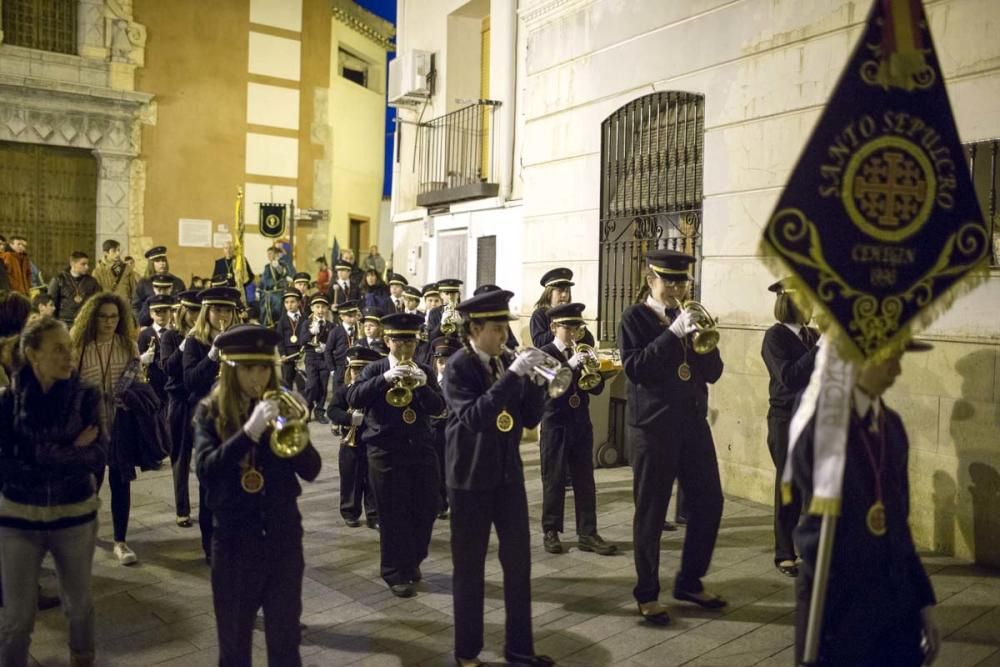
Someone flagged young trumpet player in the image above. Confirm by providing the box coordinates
[538,302,616,556]
[323,299,360,388]
[182,286,240,562]
[276,290,305,390]
[327,345,381,529]
[346,312,444,598]
[618,248,725,626]
[441,289,554,667]
[137,294,175,404]
[193,324,321,667]
[297,294,332,424]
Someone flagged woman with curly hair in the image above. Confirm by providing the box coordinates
[70,293,151,566]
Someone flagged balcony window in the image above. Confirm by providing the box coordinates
[416,100,501,208]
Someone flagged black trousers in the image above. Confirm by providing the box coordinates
[630,411,724,604]
[280,360,297,390]
[767,414,801,563]
[539,420,597,536]
[167,396,193,517]
[368,451,438,586]
[96,466,131,542]
[449,483,535,661]
[432,425,448,513]
[303,359,328,413]
[211,523,304,667]
[338,443,376,521]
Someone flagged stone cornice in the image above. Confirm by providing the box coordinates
[331,0,395,51]
[518,0,594,32]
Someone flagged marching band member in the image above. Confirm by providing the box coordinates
[429,336,461,519]
[276,290,305,390]
[183,286,240,563]
[193,325,321,667]
[358,307,384,349]
[401,285,423,315]
[133,246,185,326]
[426,278,462,342]
[538,302,615,556]
[136,272,182,329]
[618,249,725,625]
[161,290,201,526]
[761,278,819,577]
[327,260,360,307]
[137,294,175,404]
[422,283,442,313]
[530,268,594,348]
[442,289,553,667]
[793,342,939,666]
[324,300,359,388]
[297,294,332,424]
[292,272,314,300]
[472,284,519,349]
[347,312,444,597]
[386,274,408,313]
[327,345,381,529]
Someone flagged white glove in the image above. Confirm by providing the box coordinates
[567,351,588,369]
[350,410,364,426]
[244,399,279,442]
[139,348,156,366]
[179,337,187,352]
[208,345,221,362]
[309,320,321,335]
[509,348,546,377]
[383,365,409,383]
[668,309,698,338]
[316,343,327,354]
[409,366,428,387]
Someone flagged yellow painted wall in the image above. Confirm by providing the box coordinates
[327,19,387,257]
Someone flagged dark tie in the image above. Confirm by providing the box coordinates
[800,327,812,346]
[666,308,680,322]
[564,347,573,361]
[490,356,504,381]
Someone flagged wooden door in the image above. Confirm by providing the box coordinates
[0,141,98,281]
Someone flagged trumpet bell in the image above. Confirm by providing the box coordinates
[263,389,311,458]
[682,300,720,354]
[386,386,413,408]
[692,329,720,354]
[578,371,602,391]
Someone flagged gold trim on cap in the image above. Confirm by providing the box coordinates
[467,309,510,319]
[348,359,372,367]
[382,328,419,335]
[220,352,277,364]
[649,265,691,277]
[202,299,238,307]
[551,316,585,324]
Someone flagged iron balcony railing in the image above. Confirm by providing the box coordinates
[965,139,1000,266]
[416,100,501,208]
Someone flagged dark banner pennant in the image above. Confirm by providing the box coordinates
[259,203,287,239]
[761,0,989,362]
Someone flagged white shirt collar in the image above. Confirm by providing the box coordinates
[853,387,881,420]
[342,321,353,332]
[153,323,164,334]
[470,341,491,366]
[645,295,673,323]
[388,352,400,369]
[552,337,571,354]
[784,322,803,337]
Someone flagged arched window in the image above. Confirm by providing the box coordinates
[597,91,704,342]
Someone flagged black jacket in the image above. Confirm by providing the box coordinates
[110,381,169,479]
[539,342,605,426]
[159,329,186,398]
[324,324,356,384]
[48,271,101,324]
[327,281,360,308]
[182,337,219,406]
[346,357,444,460]
[138,326,169,402]
[276,312,304,359]
[441,348,546,490]
[793,405,935,664]
[212,257,254,287]
[761,323,819,418]
[0,368,106,522]
[618,303,723,427]
[193,399,320,530]
[133,274,186,326]
[326,383,365,446]
[297,316,331,366]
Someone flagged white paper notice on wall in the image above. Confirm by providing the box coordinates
[178,219,213,248]
[213,233,233,248]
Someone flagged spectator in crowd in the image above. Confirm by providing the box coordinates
[339,248,364,287]
[360,268,390,313]
[123,256,135,272]
[0,235,7,252]
[211,241,255,291]
[31,293,56,319]
[1,236,33,295]
[93,240,137,304]
[315,256,331,295]
[0,291,32,387]
[260,247,292,326]
[363,244,386,280]
[0,315,107,667]
[70,294,144,567]
[29,261,45,295]
[49,252,101,326]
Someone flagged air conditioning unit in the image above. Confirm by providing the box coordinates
[388,49,433,107]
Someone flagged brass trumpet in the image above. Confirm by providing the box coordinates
[512,347,573,399]
[385,359,421,408]
[682,300,719,354]
[263,388,311,458]
[440,304,462,335]
[573,343,602,391]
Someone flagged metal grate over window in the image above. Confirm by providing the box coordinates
[965,139,1000,266]
[2,0,77,55]
[598,92,705,343]
[476,235,496,287]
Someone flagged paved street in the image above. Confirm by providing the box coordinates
[25,425,1000,666]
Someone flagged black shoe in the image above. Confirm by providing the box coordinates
[366,517,379,530]
[409,566,423,583]
[314,410,330,425]
[454,659,485,667]
[389,583,415,598]
[543,530,562,554]
[637,601,672,626]
[437,509,450,520]
[662,521,678,532]
[504,649,556,666]
[673,587,727,609]
[37,590,60,611]
[344,517,362,528]
[675,514,688,526]
[776,560,799,577]
[577,534,617,556]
